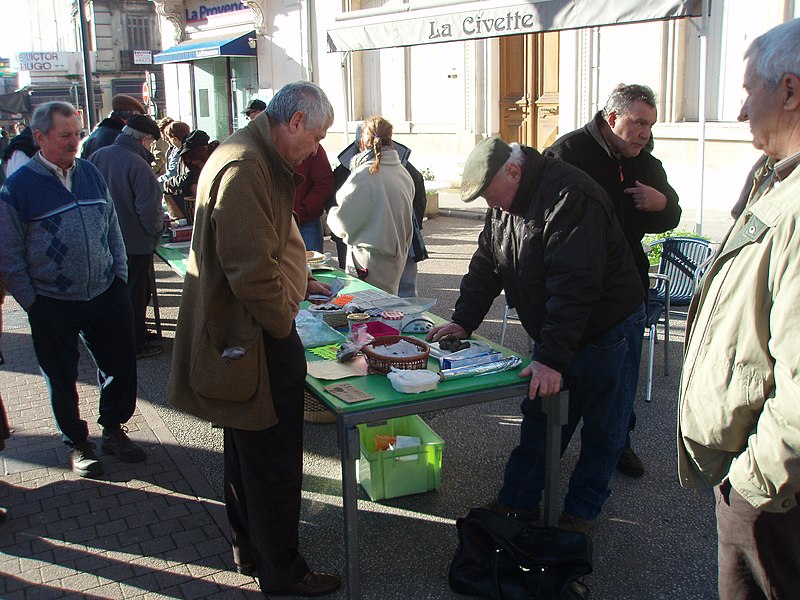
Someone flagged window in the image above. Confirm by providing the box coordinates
[126,14,150,50]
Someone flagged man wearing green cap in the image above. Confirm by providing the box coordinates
[428,136,645,532]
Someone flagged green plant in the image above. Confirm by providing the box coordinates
[643,230,710,266]
[419,167,435,181]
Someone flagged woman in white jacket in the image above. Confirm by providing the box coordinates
[328,116,414,295]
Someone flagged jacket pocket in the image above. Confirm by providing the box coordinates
[190,326,264,402]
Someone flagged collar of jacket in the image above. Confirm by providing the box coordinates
[585,111,618,159]
[113,132,155,164]
[508,146,546,215]
[245,115,299,184]
[96,117,125,131]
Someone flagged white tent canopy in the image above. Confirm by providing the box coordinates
[327,0,703,53]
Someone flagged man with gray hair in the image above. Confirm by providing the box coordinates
[0,101,145,478]
[428,136,645,533]
[678,18,800,597]
[89,114,165,359]
[545,83,681,478]
[168,82,339,597]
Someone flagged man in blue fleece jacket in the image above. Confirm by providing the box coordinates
[0,102,146,478]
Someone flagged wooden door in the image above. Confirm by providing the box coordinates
[499,32,560,151]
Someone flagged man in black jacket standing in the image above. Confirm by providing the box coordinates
[544,84,681,478]
[428,137,645,533]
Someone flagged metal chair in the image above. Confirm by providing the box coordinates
[643,237,713,401]
[499,304,533,352]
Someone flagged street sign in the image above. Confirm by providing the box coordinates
[142,82,150,105]
[133,50,152,65]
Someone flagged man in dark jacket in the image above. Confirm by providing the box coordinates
[80,94,146,159]
[428,137,645,533]
[544,84,681,478]
[89,114,165,359]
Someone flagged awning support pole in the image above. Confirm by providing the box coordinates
[690,0,710,235]
[340,50,352,142]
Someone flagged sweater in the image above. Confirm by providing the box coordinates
[89,134,165,255]
[0,155,128,310]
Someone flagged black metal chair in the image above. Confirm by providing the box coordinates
[644,237,714,401]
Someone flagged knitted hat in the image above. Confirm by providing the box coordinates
[112,94,146,114]
[124,114,161,138]
[461,136,512,203]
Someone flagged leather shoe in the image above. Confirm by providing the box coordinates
[265,571,341,597]
[616,447,645,478]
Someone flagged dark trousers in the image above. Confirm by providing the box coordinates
[716,481,800,599]
[223,324,309,592]
[127,254,153,352]
[27,278,137,445]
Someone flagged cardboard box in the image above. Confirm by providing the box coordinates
[440,349,503,370]
[169,225,193,243]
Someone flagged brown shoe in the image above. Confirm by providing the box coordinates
[266,571,341,597]
[101,427,146,462]
[558,512,595,534]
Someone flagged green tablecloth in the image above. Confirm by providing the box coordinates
[155,240,190,278]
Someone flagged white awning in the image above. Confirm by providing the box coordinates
[327,0,704,52]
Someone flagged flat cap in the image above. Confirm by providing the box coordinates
[177,129,210,156]
[112,94,146,114]
[124,114,161,139]
[461,136,512,202]
[243,99,266,114]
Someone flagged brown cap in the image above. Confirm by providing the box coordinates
[461,136,512,202]
[112,94,146,114]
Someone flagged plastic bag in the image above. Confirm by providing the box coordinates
[295,310,346,348]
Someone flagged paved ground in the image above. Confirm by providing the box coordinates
[0,213,717,599]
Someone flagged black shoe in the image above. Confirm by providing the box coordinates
[0,507,8,524]
[136,343,162,359]
[266,571,341,597]
[70,441,104,477]
[485,499,541,524]
[101,427,146,462]
[558,511,595,534]
[617,447,645,478]
[236,563,257,577]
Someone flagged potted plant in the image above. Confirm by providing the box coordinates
[420,167,439,218]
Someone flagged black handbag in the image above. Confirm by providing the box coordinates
[449,507,592,600]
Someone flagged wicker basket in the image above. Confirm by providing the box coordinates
[362,335,430,375]
[303,390,335,423]
[308,307,349,329]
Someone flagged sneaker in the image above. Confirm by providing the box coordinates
[558,512,595,534]
[101,427,146,462]
[136,343,162,359]
[70,441,104,477]
[617,447,645,478]
[485,499,541,524]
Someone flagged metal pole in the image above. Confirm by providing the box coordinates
[78,0,97,130]
[695,0,709,236]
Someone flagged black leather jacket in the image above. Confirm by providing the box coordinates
[452,147,643,372]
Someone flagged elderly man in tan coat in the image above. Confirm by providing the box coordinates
[678,18,800,599]
[168,81,339,598]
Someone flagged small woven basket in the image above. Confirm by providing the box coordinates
[361,335,430,375]
[309,308,349,329]
[303,390,335,423]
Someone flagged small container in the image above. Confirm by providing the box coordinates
[379,309,404,328]
[347,312,371,334]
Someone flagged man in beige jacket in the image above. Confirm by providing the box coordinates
[168,81,339,597]
[678,18,800,598]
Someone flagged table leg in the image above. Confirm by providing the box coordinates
[542,390,569,528]
[338,422,362,600]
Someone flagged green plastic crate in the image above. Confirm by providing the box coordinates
[357,415,444,501]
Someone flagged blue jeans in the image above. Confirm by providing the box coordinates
[298,219,323,253]
[498,303,646,520]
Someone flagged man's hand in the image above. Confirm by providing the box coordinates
[520,360,562,398]
[426,322,468,342]
[624,180,667,212]
[306,279,332,304]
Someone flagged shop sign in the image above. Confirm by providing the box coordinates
[13,51,77,73]
[133,50,152,65]
[185,1,248,24]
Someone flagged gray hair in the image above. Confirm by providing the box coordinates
[121,125,150,141]
[602,84,656,120]
[745,18,800,88]
[30,101,78,135]
[266,81,334,131]
[507,142,526,167]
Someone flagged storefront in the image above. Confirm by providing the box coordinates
[154,29,258,141]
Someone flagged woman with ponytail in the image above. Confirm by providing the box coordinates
[327,116,414,294]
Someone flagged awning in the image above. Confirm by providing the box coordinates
[154,31,256,64]
[327,0,704,52]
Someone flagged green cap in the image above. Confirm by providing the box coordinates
[461,136,512,202]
